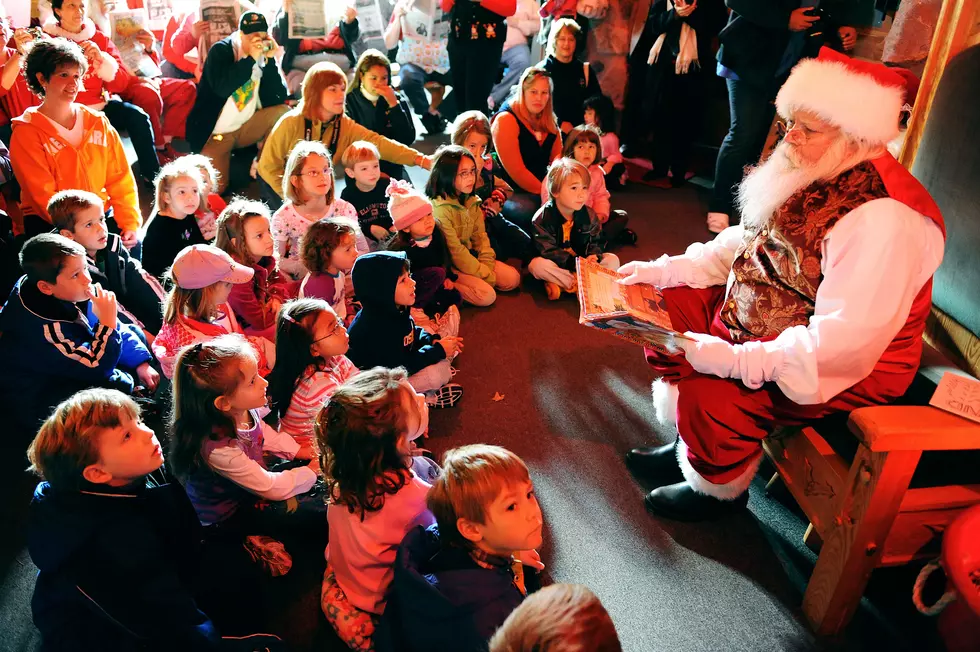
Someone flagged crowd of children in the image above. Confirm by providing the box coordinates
[1,4,638,651]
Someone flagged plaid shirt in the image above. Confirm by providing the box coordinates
[468,548,527,596]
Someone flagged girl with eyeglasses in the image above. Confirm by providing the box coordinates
[268,299,359,447]
[425,144,522,307]
[214,198,299,344]
[272,140,369,280]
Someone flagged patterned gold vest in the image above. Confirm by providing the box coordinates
[720,161,890,342]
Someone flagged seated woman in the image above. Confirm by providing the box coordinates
[490,67,562,235]
[43,0,161,186]
[258,62,432,210]
[489,0,541,110]
[345,49,416,181]
[541,17,604,136]
[10,39,141,242]
[275,0,360,96]
[383,0,456,135]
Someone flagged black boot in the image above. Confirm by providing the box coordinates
[644,482,749,522]
[625,441,684,488]
[420,112,447,135]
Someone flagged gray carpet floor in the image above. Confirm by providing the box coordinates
[0,135,946,652]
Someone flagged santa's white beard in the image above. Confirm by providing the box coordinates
[736,138,858,231]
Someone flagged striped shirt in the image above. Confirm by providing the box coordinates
[279,357,359,441]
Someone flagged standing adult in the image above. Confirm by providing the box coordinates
[258,63,432,209]
[345,50,416,181]
[541,18,603,135]
[621,49,943,520]
[707,1,857,233]
[442,0,516,114]
[490,67,562,234]
[186,11,289,195]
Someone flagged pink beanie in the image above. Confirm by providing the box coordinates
[387,179,432,231]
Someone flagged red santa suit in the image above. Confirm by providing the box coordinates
[635,49,946,499]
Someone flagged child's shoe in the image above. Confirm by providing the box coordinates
[618,228,638,245]
[426,383,463,408]
[545,281,562,301]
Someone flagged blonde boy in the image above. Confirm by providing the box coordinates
[380,445,544,649]
[340,140,394,244]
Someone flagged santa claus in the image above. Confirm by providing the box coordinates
[620,48,946,521]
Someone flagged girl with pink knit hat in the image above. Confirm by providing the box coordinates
[383,179,461,339]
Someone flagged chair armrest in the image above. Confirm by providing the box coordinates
[848,405,980,452]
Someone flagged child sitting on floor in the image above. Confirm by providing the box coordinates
[153,245,273,379]
[452,111,535,266]
[183,153,227,241]
[0,235,157,433]
[426,145,521,308]
[273,140,366,279]
[382,179,461,339]
[25,388,285,652]
[531,158,621,300]
[346,251,463,408]
[141,160,207,279]
[340,141,395,246]
[378,444,545,652]
[268,299,359,446]
[215,198,298,342]
[316,367,439,651]
[298,218,360,324]
[50,190,165,335]
[542,125,635,246]
[489,583,622,652]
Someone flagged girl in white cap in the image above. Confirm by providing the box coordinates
[152,244,275,378]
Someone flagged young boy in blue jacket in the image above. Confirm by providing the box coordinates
[377,445,545,652]
[26,388,284,652]
[346,250,464,408]
[0,234,158,432]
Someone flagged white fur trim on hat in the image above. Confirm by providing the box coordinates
[776,58,905,144]
[676,437,761,501]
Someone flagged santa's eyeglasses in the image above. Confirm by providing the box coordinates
[775,119,828,143]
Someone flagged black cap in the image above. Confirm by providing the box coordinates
[239,11,268,35]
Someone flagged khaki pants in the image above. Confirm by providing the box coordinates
[454,261,521,307]
[202,105,290,194]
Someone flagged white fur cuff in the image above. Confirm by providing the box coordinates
[97,51,119,82]
[652,379,679,429]
[676,437,761,500]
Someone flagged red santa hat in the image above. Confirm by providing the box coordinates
[776,47,912,145]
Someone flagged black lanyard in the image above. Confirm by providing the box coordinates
[305,117,342,154]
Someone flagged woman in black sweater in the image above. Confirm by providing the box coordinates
[345,50,417,181]
[540,18,603,135]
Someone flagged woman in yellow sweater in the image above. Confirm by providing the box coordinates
[258,62,432,209]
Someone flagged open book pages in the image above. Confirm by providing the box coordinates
[575,257,689,354]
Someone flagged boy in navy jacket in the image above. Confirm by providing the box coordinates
[346,251,463,407]
[0,234,157,432]
[377,445,544,651]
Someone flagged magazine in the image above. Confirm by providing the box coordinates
[575,257,689,354]
[288,0,328,39]
[109,9,162,78]
[145,0,171,31]
[199,0,241,58]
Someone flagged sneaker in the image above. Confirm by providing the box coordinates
[617,228,638,245]
[420,111,447,135]
[425,383,463,408]
[544,281,562,301]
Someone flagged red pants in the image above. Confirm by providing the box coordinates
[646,286,906,496]
[121,78,197,146]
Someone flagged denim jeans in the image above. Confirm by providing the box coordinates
[398,64,457,121]
[101,99,160,183]
[490,43,531,108]
[709,77,777,218]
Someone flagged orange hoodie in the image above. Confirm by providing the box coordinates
[10,105,141,234]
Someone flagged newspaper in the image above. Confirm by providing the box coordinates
[145,0,172,32]
[288,0,328,39]
[400,0,450,42]
[575,258,689,354]
[353,0,388,54]
[199,0,241,57]
[109,9,162,78]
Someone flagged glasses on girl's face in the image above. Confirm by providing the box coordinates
[312,319,345,343]
[298,167,332,179]
[456,169,476,180]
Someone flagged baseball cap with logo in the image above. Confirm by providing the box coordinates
[239,11,269,35]
[171,245,254,290]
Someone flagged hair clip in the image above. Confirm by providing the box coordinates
[282,312,298,324]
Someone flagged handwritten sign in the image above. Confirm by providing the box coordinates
[929,372,980,425]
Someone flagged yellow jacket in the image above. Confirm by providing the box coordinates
[258,110,423,198]
[432,195,497,285]
[10,105,141,233]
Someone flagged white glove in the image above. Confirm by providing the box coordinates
[679,332,737,378]
[618,255,669,286]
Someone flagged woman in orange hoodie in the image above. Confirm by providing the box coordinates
[10,39,141,244]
